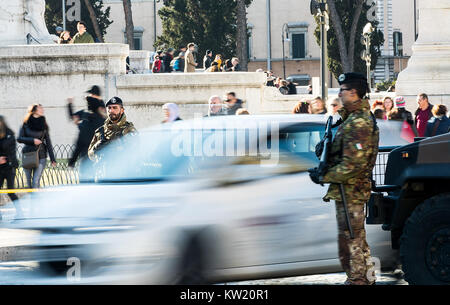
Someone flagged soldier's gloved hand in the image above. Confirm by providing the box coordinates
[308,167,324,186]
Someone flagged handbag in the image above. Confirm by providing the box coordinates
[22,132,44,169]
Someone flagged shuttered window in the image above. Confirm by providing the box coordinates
[292,33,306,59]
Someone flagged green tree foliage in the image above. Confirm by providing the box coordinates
[156,0,252,60]
[314,1,384,79]
[45,0,113,41]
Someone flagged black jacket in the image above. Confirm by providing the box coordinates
[389,108,414,126]
[226,99,243,115]
[287,82,297,95]
[425,116,450,137]
[203,55,213,69]
[17,124,55,162]
[0,128,19,169]
[69,111,105,166]
[162,53,174,73]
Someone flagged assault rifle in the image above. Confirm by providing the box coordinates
[313,116,354,239]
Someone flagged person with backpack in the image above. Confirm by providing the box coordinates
[172,52,185,73]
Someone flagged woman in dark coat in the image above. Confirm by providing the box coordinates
[17,104,56,189]
[0,116,24,218]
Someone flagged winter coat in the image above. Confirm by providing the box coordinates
[69,111,106,167]
[152,59,162,73]
[162,53,174,73]
[203,56,213,70]
[17,123,56,162]
[185,50,196,73]
[425,116,450,137]
[0,128,19,169]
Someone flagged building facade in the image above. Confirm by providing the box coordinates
[102,0,416,87]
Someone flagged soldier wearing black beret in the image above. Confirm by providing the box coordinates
[88,96,136,163]
[309,72,379,285]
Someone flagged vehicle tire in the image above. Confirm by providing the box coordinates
[174,235,209,285]
[400,193,450,285]
[39,260,69,276]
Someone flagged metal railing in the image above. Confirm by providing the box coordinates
[13,144,79,189]
[372,146,398,186]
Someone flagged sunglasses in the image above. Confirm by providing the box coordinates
[331,104,338,107]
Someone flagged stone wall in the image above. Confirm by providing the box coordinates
[0,44,307,146]
[0,43,128,146]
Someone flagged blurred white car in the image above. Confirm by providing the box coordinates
[5,114,404,284]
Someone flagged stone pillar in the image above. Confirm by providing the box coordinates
[129,50,150,74]
[396,0,450,112]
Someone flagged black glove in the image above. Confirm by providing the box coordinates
[308,167,324,186]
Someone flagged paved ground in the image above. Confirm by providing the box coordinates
[0,260,408,285]
[0,199,408,285]
[225,271,408,285]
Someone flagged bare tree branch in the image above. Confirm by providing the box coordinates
[236,0,249,71]
[348,0,364,71]
[83,0,103,42]
[327,0,350,72]
[122,0,135,50]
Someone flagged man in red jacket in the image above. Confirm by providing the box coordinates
[414,93,433,137]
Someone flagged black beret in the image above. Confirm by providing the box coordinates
[338,73,367,85]
[106,96,123,107]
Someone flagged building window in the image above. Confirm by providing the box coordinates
[248,23,254,60]
[123,26,144,50]
[287,22,308,59]
[393,31,403,57]
[292,33,306,59]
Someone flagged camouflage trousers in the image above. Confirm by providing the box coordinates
[335,200,376,285]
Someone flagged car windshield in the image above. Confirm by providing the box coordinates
[85,123,326,182]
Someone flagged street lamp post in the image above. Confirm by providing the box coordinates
[319,3,328,101]
[282,23,289,80]
[154,0,160,51]
[362,23,374,92]
[62,0,66,31]
[310,0,329,101]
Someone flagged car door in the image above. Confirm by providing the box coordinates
[201,125,340,268]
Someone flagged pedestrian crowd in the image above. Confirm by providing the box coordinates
[148,43,243,74]
[292,96,334,115]
[259,69,298,95]
[367,93,450,138]
[56,21,95,44]
[291,91,449,139]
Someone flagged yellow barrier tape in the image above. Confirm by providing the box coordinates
[0,189,39,194]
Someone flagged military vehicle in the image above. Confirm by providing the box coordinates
[368,133,450,285]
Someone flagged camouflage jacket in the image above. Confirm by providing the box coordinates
[88,113,137,162]
[322,99,379,202]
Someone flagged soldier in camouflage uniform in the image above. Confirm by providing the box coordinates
[309,73,379,285]
[88,96,137,163]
